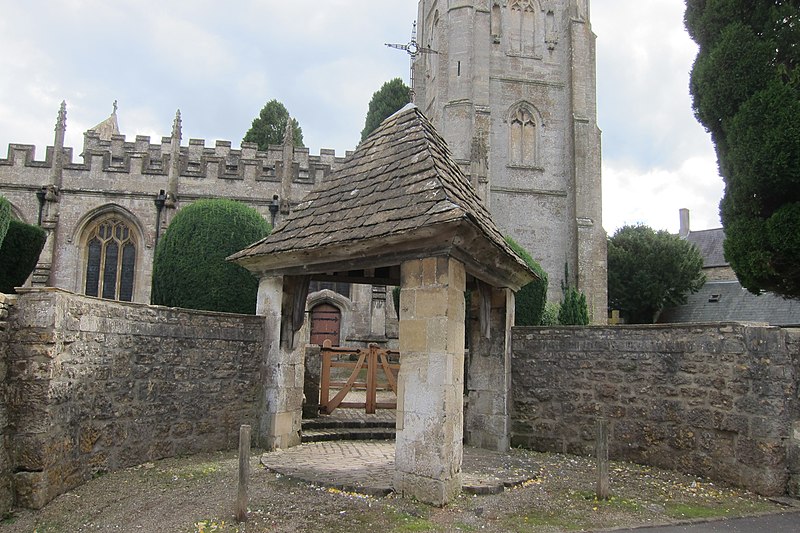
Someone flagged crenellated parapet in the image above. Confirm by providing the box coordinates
[1,132,350,185]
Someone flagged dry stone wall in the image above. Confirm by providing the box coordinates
[511,324,800,496]
[0,294,15,514]
[4,289,263,508]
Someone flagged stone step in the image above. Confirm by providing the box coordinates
[301,426,397,443]
[302,417,395,431]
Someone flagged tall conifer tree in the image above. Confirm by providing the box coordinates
[686,0,800,298]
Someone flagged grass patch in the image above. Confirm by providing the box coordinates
[390,507,435,532]
[665,502,726,519]
[505,512,587,532]
[573,490,641,512]
[158,461,221,482]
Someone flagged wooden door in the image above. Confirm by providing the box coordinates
[310,303,341,347]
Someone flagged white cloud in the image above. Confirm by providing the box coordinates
[603,153,724,234]
[0,0,724,235]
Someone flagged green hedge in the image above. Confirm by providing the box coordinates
[0,219,47,293]
[558,286,589,325]
[505,236,548,326]
[151,199,271,314]
[0,196,11,248]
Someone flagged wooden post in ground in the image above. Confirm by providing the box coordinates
[596,418,610,500]
[235,424,252,522]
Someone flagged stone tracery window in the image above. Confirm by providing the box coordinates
[509,0,536,56]
[509,104,538,167]
[83,216,137,301]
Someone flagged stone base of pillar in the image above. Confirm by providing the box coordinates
[261,410,301,451]
[465,395,510,452]
[394,471,461,507]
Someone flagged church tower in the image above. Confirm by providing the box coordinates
[414,0,606,322]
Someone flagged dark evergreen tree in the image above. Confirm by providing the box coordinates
[686,0,800,298]
[505,236,548,326]
[0,196,11,247]
[360,78,411,141]
[0,219,46,294]
[151,199,271,314]
[243,99,303,150]
[607,225,706,324]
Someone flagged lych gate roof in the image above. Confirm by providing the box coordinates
[230,104,535,290]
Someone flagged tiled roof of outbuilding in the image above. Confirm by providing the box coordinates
[230,104,535,289]
[659,280,800,326]
[686,228,727,268]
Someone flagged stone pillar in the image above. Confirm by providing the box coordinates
[303,344,321,419]
[465,284,514,451]
[395,256,466,505]
[370,285,387,339]
[256,275,303,451]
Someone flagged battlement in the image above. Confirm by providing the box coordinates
[1,132,351,183]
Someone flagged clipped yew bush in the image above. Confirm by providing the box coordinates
[151,199,270,314]
[0,195,11,246]
[505,236,548,326]
[0,219,47,293]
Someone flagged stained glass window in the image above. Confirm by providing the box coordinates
[83,217,137,301]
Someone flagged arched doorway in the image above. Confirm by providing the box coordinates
[310,303,341,346]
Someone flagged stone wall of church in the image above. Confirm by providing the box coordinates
[511,323,800,496]
[0,135,348,303]
[2,288,264,509]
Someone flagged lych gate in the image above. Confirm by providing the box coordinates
[230,104,536,505]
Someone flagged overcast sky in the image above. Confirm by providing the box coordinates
[0,0,723,235]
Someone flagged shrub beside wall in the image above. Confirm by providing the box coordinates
[0,220,47,293]
[151,199,270,314]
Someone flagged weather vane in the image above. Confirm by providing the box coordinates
[385,21,438,101]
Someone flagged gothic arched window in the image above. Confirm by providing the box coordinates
[83,216,137,301]
[509,104,538,166]
[509,0,536,56]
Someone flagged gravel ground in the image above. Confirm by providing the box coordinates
[0,449,788,533]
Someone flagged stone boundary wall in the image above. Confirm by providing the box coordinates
[3,288,264,509]
[0,294,15,514]
[511,323,800,497]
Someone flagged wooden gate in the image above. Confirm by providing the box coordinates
[319,341,400,414]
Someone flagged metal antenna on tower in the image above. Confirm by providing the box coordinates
[385,21,438,101]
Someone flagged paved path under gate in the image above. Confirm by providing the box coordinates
[260,440,539,497]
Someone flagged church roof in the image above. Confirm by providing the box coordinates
[230,104,536,291]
